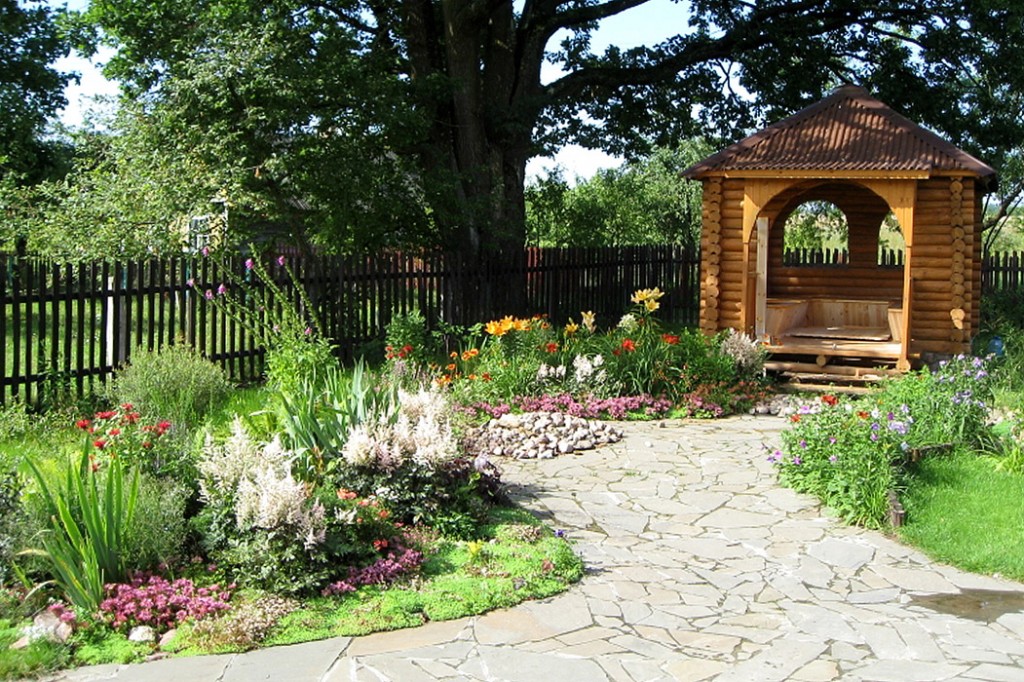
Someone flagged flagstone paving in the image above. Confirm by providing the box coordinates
[49,416,1024,681]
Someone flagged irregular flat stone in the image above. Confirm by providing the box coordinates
[808,538,875,570]
[458,646,608,681]
[850,660,968,681]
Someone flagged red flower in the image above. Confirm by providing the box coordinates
[120,403,134,411]
[373,539,389,551]
[109,428,121,436]
[661,334,680,345]
[378,509,390,520]
[95,411,117,420]
[93,439,108,449]
[821,394,838,406]
[621,339,636,352]
[482,373,492,382]
[545,342,558,353]
[612,349,621,356]
[857,410,869,419]
[75,419,91,430]
[790,415,801,423]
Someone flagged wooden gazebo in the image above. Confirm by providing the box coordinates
[683,85,997,372]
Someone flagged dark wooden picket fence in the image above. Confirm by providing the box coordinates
[782,247,906,267]
[0,245,700,405]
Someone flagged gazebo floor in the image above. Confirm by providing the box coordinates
[764,335,902,362]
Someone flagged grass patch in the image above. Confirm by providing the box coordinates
[899,451,1024,581]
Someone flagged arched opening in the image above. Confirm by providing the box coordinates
[779,200,849,266]
[878,211,906,266]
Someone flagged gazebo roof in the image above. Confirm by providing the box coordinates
[683,85,996,184]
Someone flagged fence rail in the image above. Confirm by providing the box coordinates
[0,245,700,405]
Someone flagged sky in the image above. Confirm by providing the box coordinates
[50,0,691,182]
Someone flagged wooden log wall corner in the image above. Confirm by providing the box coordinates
[701,179,722,333]
[949,176,967,344]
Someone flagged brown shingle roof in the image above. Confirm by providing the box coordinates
[683,85,996,183]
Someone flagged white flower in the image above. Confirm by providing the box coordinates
[618,313,638,332]
[342,425,376,467]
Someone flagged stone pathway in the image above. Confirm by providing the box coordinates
[49,417,1024,681]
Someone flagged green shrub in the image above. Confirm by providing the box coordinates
[121,474,189,572]
[0,450,21,586]
[112,344,231,432]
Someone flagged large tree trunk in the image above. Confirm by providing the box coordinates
[404,0,538,323]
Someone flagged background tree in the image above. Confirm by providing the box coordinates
[13,1,1017,307]
[526,141,708,247]
[0,0,74,184]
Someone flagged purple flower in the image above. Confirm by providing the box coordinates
[216,283,228,296]
[277,255,286,266]
[186,278,194,288]
[792,456,802,465]
[304,326,312,335]
[244,258,254,270]
[828,454,838,463]
[201,246,210,257]
[204,289,214,300]
[799,439,807,448]
[829,437,837,445]
[554,529,566,538]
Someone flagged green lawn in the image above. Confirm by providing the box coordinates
[899,452,1024,581]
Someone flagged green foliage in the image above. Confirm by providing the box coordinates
[275,360,397,485]
[780,201,848,252]
[111,344,231,433]
[526,142,709,247]
[120,475,188,572]
[777,355,997,528]
[0,622,68,681]
[0,450,21,586]
[384,309,433,365]
[0,0,74,186]
[199,251,334,396]
[23,444,140,612]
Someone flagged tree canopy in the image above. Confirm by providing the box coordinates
[0,0,74,184]
[8,0,1024,275]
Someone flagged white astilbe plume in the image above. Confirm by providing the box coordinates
[346,384,457,469]
[198,418,289,504]
[235,464,307,531]
[720,329,765,374]
[342,425,376,467]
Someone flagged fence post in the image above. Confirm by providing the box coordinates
[104,268,128,369]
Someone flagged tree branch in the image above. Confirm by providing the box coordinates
[543,4,925,102]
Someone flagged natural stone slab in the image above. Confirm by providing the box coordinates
[962,663,1024,681]
[808,538,875,570]
[850,660,968,681]
[458,646,608,681]
[712,636,828,682]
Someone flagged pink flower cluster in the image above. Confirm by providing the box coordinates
[321,539,424,597]
[512,393,672,420]
[99,574,233,632]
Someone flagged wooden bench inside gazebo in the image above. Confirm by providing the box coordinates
[683,85,997,375]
